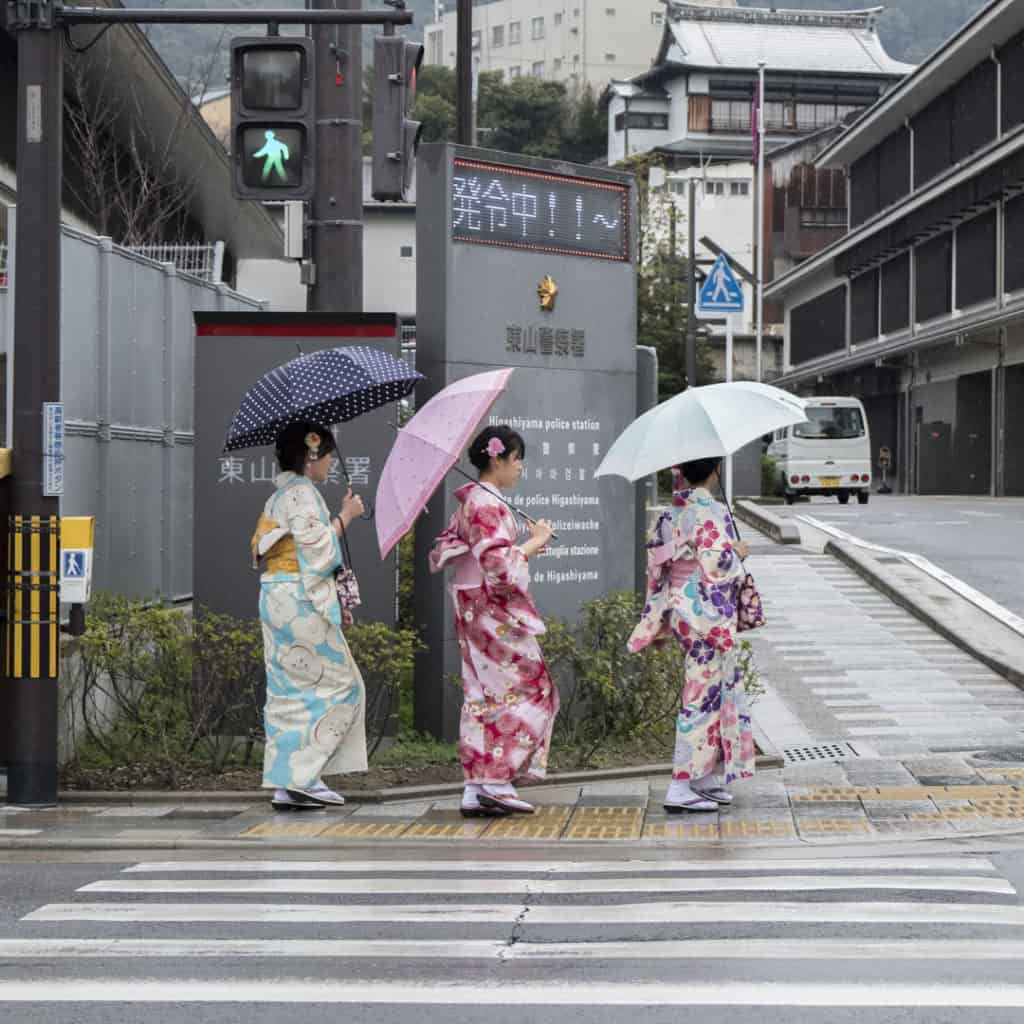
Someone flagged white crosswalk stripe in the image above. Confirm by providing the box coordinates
[6,854,1024,1012]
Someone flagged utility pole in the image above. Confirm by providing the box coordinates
[684,177,698,390]
[7,2,63,806]
[308,0,363,311]
[456,0,473,144]
[4,2,411,806]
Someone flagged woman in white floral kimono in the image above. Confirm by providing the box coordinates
[252,421,367,810]
[629,457,756,813]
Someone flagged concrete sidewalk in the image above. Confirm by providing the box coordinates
[3,520,1024,850]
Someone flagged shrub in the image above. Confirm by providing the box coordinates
[761,454,783,497]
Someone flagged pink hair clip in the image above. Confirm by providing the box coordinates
[486,437,506,458]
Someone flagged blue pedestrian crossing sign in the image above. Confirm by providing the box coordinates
[698,253,745,314]
[63,551,86,579]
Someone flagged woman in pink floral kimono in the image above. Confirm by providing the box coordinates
[629,457,756,813]
[429,425,558,818]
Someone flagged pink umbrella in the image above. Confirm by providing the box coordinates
[375,368,515,558]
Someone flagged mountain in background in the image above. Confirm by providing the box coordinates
[735,0,991,65]
[133,0,992,98]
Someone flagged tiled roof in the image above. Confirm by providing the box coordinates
[662,4,915,76]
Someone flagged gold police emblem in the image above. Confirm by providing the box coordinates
[537,274,558,312]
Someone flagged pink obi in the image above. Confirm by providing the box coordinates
[452,553,485,591]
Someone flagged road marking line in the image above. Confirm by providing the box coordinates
[3,938,1024,961]
[26,900,1024,926]
[78,875,1016,896]
[121,857,1000,875]
[5,979,1024,1006]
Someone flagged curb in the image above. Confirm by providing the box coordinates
[45,752,785,808]
[825,539,1024,690]
[735,500,801,545]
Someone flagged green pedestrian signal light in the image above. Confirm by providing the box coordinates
[231,37,316,201]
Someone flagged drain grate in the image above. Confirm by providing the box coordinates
[783,742,860,764]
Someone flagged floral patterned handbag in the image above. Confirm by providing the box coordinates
[335,522,362,616]
[736,571,766,632]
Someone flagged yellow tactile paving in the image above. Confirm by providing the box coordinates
[643,821,720,840]
[240,821,333,839]
[789,787,863,802]
[979,768,1024,780]
[403,821,490,839]
[720,819,797,839]
[482,806,573,840]
[564,806,644,841]
[795,818,873,836]
[317,821,412,839]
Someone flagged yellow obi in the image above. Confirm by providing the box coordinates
[251,514,300,574]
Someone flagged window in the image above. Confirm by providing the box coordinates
[491,24,504,47]
[554,12,563,25]
[509,20,521,43]
[605,6,616,14]
[605,52,616,62]
[711,98,751,132]
[553,58,562,71]
[531,16,544,39]
[730,181,750,196]
[471,29,481,49]
[509,65,521,78]
[532,60,546,77]
[800,208,846,228]
[651,10,664,25]
[614,111,668,131]
[794,407,865,440]
[399,245,414,259]
[573,8,580,16]
[704,180,726,196]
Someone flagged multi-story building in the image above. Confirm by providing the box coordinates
[423,0,706,90]
[606,3,912,165]
[765,0,1024,497]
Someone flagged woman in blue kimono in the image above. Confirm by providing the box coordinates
[252,421,367,810]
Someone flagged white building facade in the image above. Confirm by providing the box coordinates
[423,0,707,90]
[606,3,913,165]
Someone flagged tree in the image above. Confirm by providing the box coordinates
[63,33,215,246]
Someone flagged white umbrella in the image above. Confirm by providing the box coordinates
[595,381,808,483]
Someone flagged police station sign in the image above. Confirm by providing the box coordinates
[414,144,638,740]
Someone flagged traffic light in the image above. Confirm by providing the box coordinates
[230,37,316,201]
[372,35,423,201]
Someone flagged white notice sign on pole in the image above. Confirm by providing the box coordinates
[43,401,64,497]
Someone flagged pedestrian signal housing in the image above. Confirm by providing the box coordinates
[231,37,316,200]
[371,36,423,201]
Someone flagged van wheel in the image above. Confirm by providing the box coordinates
[784,493,795,505]
[837,492,850,505]
[858,491,870,505]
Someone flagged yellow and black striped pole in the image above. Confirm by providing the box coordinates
[6,515,61,681]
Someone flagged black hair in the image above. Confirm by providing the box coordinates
[467,424,526,473]
[275,421,338,474]
[680,457,722,486]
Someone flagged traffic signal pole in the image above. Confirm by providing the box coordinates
[8,3,63,806]
[4,2,411,806]
[307,0,363,312]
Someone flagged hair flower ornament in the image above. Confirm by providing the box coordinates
[486,437,506,458]
[304,431,322,459]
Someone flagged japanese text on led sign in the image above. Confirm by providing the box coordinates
[450,159,629,262]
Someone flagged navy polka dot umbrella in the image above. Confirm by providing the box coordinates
[223,346,423,453]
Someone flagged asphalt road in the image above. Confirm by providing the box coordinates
[4,844,1024,1022]
[771,495,1024,619]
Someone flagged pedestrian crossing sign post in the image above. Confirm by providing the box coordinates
[60,516,94,606]
[697,253,745,317]
[695,252,745,508]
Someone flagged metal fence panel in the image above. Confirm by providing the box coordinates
[0,210,263,601]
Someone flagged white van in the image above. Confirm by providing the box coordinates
[767,396,872,505]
